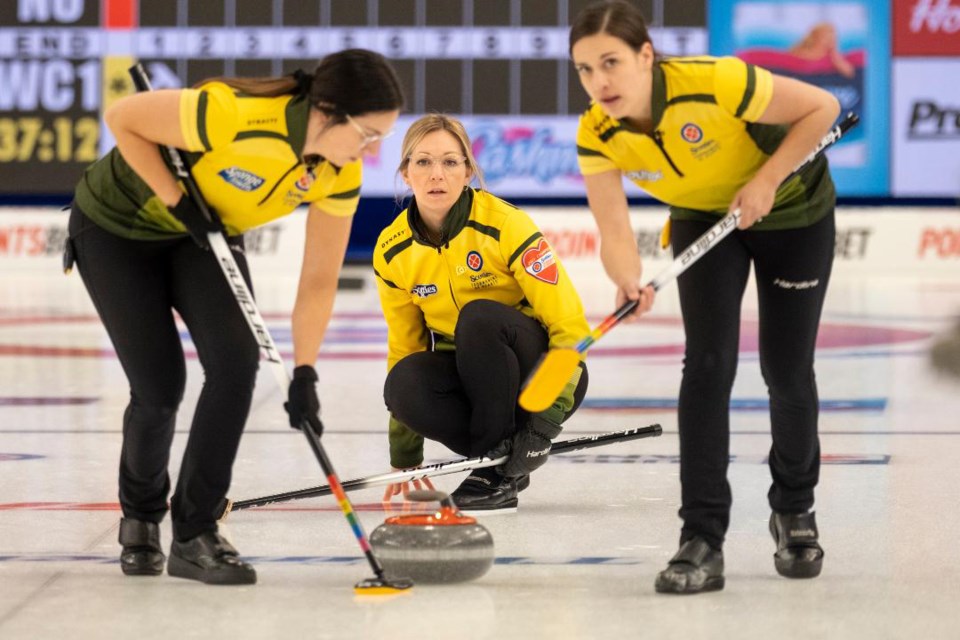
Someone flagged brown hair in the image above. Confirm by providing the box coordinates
[569,0,656,55]
[398,114,486,191]
[196,49,405,123]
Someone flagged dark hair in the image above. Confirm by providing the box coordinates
[308,49,405,119]
[569,0,655,55]
[196,48,405,121]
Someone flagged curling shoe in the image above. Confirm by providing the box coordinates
[450,466,525,514]
[654,537,725,594]
[167,531,257,585]
[119,517,165,576]
[770,511,824,578]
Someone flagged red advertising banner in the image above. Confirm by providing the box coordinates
[894,0,960,55]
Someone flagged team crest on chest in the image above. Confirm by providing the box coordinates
[521,239,558,285]
[466,251,484,271]
[681,123,703,144]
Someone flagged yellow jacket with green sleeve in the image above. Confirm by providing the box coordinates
[75,82,361,239]
[373,188,590,467]
[576,56,834,229]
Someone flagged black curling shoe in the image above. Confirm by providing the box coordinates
[654,537,725,594]
[167,531,257,585]
[119,517,165,576]
[770,511,824,578]
[450,467,527,513]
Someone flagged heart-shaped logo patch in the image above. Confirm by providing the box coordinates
[521,239,558,285]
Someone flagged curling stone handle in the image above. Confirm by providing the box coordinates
[406,489,456,509]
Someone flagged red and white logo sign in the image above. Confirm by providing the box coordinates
[521,239,558,284]
[894,0,960,56]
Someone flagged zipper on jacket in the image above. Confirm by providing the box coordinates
[447,280,461,311]
[652,131,684,177]
[435,241,462,311]
[257,161,301,205]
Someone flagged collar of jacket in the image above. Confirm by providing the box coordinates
[615,61,667,136]
[285,95,309,157]
[406,187,475,248]
[651,61,667,129]
[284,95,341,173]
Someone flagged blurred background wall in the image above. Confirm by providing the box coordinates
[0,0,956,266]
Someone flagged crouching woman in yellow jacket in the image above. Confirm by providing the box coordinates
[374,114,590,513]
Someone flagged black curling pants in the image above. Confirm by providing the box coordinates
[383,300,588,458]
[69,204,259,541]
[670,213,835,549]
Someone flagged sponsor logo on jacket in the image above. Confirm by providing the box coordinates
[217,167,265,192]
[469,272,498,289]
[412,284,438,298]
[380,229,407,249]
[295,168,316,192]
[625,169,663,182]
[521,239,558,284]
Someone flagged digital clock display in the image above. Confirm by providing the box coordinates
[0,0,707,198]
[0,116,99,163]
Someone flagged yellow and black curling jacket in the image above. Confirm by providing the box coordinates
[577,56,835,230]
[373,188,590,468]
[75,82,361,239]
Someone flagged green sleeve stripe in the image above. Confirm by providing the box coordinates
[197,91,211,151]
[235,130,290,142]
[373,268,401,289]
[328,186,361,200]
[466,219,500,240]
[576,145,610,159]
[383,237,414,265]
[666,94,717,106]
[735,64,757,119]
[508,231,543,268]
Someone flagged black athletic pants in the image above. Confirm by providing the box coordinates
[69,204,259,541]
[383,300,588,458]
[671,213,835,549]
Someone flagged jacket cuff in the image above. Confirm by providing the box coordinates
[388,415,424,468]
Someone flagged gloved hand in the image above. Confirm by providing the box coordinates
[284,365,321,435]
[170,195,224,250]
[498,414,563,478]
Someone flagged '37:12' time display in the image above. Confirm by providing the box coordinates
[0,116,99,163]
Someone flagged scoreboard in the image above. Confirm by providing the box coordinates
[0,0,707,197]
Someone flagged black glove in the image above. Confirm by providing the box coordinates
[170,195,224,250]
[284,365,321,435]
[498,415,563,478]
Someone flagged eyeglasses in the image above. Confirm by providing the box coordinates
[407,154,468,174]
[345,114,394,149]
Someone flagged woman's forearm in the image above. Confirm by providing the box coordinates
[599,231,643,289]
[104,91,188,206]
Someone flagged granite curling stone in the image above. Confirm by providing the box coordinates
[371,490,494,584]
